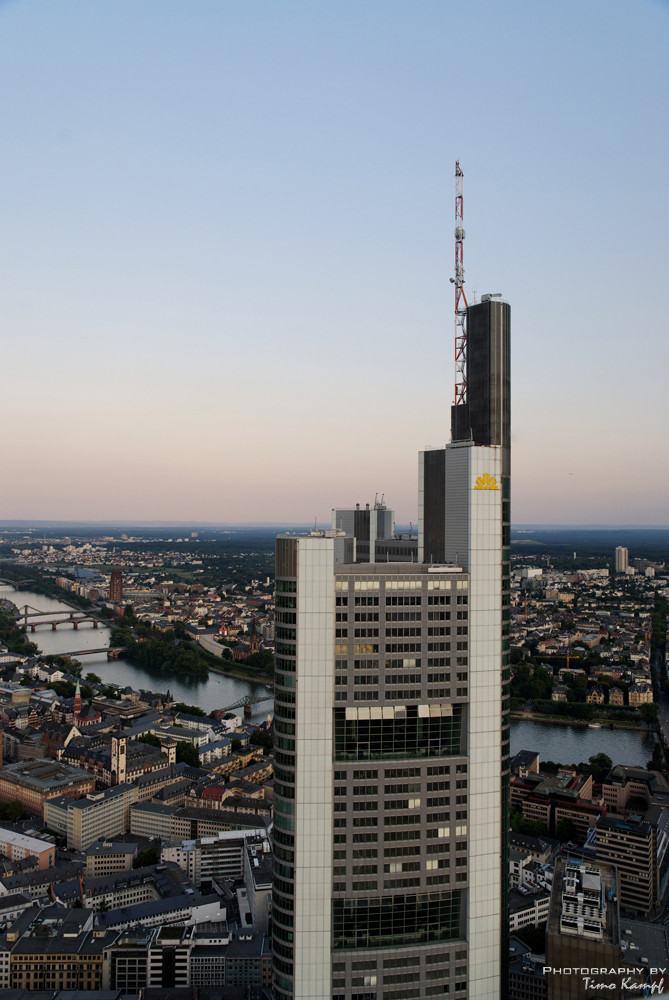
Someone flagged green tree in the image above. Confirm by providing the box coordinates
[138,733,161,748]
[649,743,664,772]
[48,680,76,698]
[242,650,274,673]
[556,818,578,843]
[4,800,25,822]
[250,729,274,750]
[172,702,206,717]
[588,753,613,783]
[640,703,659,723]
[133,845,159,868]
[175,742,200,767]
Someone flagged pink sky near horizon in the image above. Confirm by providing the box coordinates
[1,1,667,526]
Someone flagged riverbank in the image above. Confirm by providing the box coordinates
[511,710,655,733]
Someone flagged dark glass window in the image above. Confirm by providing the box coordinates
[334,705,464,761]
[333,889,463,949]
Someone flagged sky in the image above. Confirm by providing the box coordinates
[1,0,667,526]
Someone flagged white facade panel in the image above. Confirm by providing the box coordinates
[444,443,503,1000]
[294,537,335,1000]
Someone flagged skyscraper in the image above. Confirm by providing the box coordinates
[272,295,510,1000]
[615,546,629,574]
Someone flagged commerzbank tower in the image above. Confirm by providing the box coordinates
[271,165,510,1000]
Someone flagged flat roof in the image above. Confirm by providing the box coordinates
[0,759,93,792]
[0,828,54,855]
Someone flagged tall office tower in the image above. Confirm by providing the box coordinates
[419,293,511,997]
[272,294,510,1000]
[109,569,123,602]
[615,546,629,574]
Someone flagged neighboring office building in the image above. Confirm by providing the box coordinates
[161,829,262,886]
[244,834,272,933]
[545,858,622,998]
[130,800,270,842]
[596,807,669,917]
[272,295,510,1000]
[511,768,605,841]
[601,766,669,813]
[93,891,222,932]
[508,936,547,1000]
[102,920,271,992]
[82,863,187,912]
[44,783,138,850]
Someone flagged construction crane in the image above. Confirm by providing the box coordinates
[450,160,468,406]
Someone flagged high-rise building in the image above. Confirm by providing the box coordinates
[272,294,510,1000]
[614,546,628,574]
[110,569,124,602]
[331,500,418,563]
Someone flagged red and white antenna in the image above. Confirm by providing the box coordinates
[452,160,468,406]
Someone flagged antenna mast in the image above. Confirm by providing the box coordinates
[453,160,468,405]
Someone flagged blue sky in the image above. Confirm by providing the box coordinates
[1,0,667,524]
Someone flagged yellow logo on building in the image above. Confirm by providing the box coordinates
[474,473,499,490]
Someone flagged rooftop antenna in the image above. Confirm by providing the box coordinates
[450,160,468,406]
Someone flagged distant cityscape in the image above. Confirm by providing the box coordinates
[1,512,669,999]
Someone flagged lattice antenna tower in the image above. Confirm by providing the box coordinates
[452,160,468,405]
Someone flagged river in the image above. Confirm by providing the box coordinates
[510,718,658,769]
[3,584,658,764]
[0,585,273,722]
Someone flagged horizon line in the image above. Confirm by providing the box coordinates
[1,520,669,531]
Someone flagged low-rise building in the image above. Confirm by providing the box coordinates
[508,885,551,932]
[0,758,95,818]
[607,686,625,706]
[84,840,137,878]
[0,827,55,870]
[2,905,116,992]
[629,683,653,707]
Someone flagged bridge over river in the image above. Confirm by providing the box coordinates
[20,605,105,631]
